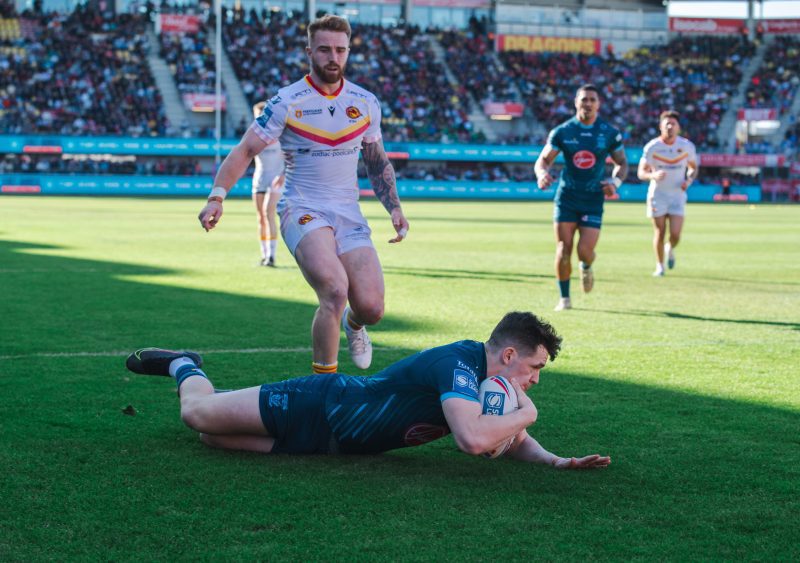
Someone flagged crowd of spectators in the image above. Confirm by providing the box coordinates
[744,36,800,118]
[0,3,170,136]
[221,9,483,143]
[158,15,219,95]
[1,153,201,175]
[394,162,534,183]
[437,18,518,106]
[499,35,755,151]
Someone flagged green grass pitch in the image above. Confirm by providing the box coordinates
[1,196,798,560]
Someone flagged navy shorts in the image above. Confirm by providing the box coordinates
[259,374,337,454]
[554,191,604,229]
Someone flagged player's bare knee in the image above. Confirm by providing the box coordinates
[354,300,384,326]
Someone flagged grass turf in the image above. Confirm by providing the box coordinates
[0,196,798,560]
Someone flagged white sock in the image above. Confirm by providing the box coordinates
[169,357,197,377]
[260,239,269,259]
[269,239,277,258]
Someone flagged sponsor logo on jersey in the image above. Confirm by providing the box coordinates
[327,106,336,116]
[255,113,271,128]
[298,214,315,225]
[453,369,479,395]
[290,88,312,99]
[295,109,303,119]
[573,150,596,169]
[563,138,579,145]
[268,392,288,410]
[269,95,282,105]
[346,106,362,119]
[403,423,449,446]
[580,132,593,137]
[346,89,368,99]
[482,392,505,415]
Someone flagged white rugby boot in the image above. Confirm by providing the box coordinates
[342,306,372,369]
[554,297,572,311]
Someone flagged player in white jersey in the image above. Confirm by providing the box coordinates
[637,111,699,276]
[251,102,285,267]
[198,15,409,374]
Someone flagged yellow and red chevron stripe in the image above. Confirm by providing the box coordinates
[286,116,371,147]
[653,152,689,165]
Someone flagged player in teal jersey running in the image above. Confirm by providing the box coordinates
[535,84,628,311]
[125,312,610,469]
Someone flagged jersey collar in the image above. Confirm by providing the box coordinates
[305,74,344,100]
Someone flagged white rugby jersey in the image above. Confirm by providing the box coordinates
[251,75,382,204]
[253,140,284,188]
[641,136,697,194]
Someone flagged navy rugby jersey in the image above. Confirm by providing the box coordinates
[324,340,488,454]
[545,117,623,195]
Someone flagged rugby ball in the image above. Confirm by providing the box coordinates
[478,375,519,458]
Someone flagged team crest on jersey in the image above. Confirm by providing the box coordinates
[573,150,596,169]
[295,109,303,119]
[403,423,449,446]
[346,106,362,119]
[298,214,315,225]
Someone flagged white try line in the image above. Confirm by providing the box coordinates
[0,346,408,361]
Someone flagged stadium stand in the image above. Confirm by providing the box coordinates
[0,4,169,136]
[498,35,756,150]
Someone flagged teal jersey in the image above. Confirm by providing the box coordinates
[546,116,623,196]
[325,340,487,454]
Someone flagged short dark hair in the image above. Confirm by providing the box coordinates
[659,110,681,123]
[308,14,352,43]
[576,83,600,97]
[487,312,562,361]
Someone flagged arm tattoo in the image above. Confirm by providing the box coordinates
[362,140,401,213]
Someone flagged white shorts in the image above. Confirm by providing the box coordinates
[252,170,284,194]
[647,190,687,218]
[279,200,373,257]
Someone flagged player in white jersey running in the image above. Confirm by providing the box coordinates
[251,101,285,267]
[637,111,699,276]
[198,15,409,374]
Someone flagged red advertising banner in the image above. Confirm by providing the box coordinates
[159,14,201,34]
[496,34,600,55]
[737,108,778,121]
[483,102,524,118]
[182,93,227,112]
[669,17,744,34]
[699,153,786,167]
[762,19,800,34]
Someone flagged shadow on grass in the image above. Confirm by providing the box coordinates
[588,306,800,331]
[383,265,550,283]
[2,240,799,558]
[0,239,421,360]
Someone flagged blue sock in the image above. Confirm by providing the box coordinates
[558,279,570,298]
[175,364,208,389]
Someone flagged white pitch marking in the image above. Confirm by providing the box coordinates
[0,346,407,361]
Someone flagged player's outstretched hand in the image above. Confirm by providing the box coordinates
[198,201,223,232]
[553,454,611,470]
[388,208,409,243]
[600,182,617,198]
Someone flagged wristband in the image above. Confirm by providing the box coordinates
[609,177,622,189]
[208,186,227,202]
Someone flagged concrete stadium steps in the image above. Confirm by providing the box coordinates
[145,27,191,134]
[718,37,770,152]
[207,27,252,136]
